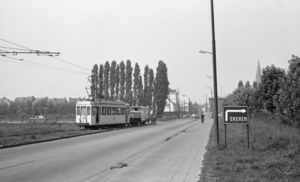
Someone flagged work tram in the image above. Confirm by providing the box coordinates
[76,100,130,128]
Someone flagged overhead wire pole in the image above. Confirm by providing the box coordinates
[210,0,220,148]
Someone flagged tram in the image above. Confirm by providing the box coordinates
[76,100,130,128]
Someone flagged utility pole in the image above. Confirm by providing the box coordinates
[210,0,220,148]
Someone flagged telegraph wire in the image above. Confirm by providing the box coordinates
[49,56,90,71]
[0,38,33,51]
[0,46,31,51]
[0,38,91,72]
[1,55,89,75]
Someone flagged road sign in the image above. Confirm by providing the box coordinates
[223,106,249,124]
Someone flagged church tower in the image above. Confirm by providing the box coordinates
[255,60,262,83]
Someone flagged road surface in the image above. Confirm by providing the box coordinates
[0,117,212,182]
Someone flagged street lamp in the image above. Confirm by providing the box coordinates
[199,50,212,54]
[198,0,220,148]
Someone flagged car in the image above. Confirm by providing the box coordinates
[29,115,48,123]
[195,114,200,118]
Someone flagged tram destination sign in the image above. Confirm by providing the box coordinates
[223,106,249,124]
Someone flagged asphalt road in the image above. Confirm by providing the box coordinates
[0,117,207,182]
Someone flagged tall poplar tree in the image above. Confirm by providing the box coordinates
[155,60,169,116]
[143,65,149,106]
[115,64,120,101]
[104,61,110,100]
[98,64,104,101]
[125,60,133,105]
[148,68,154,109]
[133,63,140,106]
[110,60,116,100]
[137,75,143,106]
[119,61,126,102]
[90,64,98,101]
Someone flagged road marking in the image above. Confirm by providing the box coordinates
[225,109,246,121]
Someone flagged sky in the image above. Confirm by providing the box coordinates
[0,0,299,105]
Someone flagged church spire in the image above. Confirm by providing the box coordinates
[255,60,261,83]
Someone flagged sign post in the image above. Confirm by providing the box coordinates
[223,106,249,148]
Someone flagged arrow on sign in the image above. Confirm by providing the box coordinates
[225,109,246,121]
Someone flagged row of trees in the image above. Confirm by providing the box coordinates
[224,55,300,126]
[0,99,76,119]
[90,60,169,116]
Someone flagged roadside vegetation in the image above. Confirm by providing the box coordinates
[200,55,300,181]
[200,114,300,181]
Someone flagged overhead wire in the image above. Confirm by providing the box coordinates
[48,56,91,71]
[1,55,89,75]
[0,46,33,51]
[0,38,91,72]
[0,38,33,50]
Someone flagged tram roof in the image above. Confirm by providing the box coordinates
[76,100,129,105]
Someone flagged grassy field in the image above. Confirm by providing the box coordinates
[0,123,98,148]
[199,113,300,182]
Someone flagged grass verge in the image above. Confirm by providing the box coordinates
[0,123,100,148]
[199,113,300,182]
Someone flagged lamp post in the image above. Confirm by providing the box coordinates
[198,0,219,148]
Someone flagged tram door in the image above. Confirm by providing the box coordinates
[96,106,99,124]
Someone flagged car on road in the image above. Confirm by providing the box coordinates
[29,115,48,123]
[195,114,200,118]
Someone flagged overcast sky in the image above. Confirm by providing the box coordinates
[0,0,299,104]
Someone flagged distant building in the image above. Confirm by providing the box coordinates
[0,97,12,106]
[255,60,262,83]
[165,88,179,112]
[209,98,225,116]
[69,97,85,104]
[32,98,47,106]
[14,96,35,105]
[48,98,67,106]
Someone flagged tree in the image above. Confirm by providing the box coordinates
[253,81,258,89]
[104,61,110,100]
[257,64,285,113]
[47,100,54,114]
[125,60,133,105]
[90,64,98,101]
[238,80,244,88]
[133,63,140,106]
[119,61,126,101]
[110,60,116,100]
[25,100,33,116]
[245,80,251,88]
[155,60,169,116]
[143,65,149,106]
[115,64,120,100]
[274,55,300,125]
[9,102,17,116]
[0,103,9,118]
[98,64,104,101]
[148,68,154,109]
[137,75,143,106]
